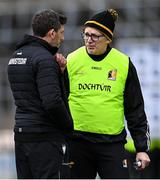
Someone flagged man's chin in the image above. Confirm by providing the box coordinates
[87,48,96,55]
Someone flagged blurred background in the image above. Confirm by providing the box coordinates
[0,0,160,178]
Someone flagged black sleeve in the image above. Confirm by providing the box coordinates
[124,59,150,152]
[36,56,73,132]
[63,68,70,98]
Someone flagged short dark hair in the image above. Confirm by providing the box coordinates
[31,9,67,37]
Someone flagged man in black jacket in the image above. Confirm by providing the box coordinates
[7,9,73,179]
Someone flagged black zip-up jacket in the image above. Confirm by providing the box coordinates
[64,46,150,152]
[8,35,73,142]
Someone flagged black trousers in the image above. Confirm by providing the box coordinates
[15,141,70,179]
[69,139,129,179]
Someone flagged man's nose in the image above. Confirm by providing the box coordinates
[61,36,64,41]
[87,36,93,42]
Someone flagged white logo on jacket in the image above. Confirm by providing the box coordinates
[8,58,27,65]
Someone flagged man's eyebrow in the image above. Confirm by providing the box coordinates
[85,32,102,36]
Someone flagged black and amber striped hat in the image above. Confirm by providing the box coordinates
[84,9,118,41]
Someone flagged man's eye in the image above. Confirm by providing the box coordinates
[92,35,98,38]
[85,33,90,37]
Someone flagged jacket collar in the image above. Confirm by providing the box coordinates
[16,34,58,55]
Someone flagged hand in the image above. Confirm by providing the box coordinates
[135,152,150,170]
[55,53,67,73]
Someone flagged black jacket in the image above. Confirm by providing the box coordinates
[8,35,73,141]
[64,46,150,152]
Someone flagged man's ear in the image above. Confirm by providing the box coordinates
[48,29,56,39]
[105,39,112,45]
[107,38,112,44]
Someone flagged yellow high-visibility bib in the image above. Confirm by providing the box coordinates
[67,46,129,135]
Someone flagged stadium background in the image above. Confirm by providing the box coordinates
[0,0,159,178]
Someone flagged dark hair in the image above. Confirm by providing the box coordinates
[31,9,67,37]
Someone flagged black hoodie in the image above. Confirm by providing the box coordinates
[8,35,73,142]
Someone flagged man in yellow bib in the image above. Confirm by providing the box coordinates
[57,8,150,179]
